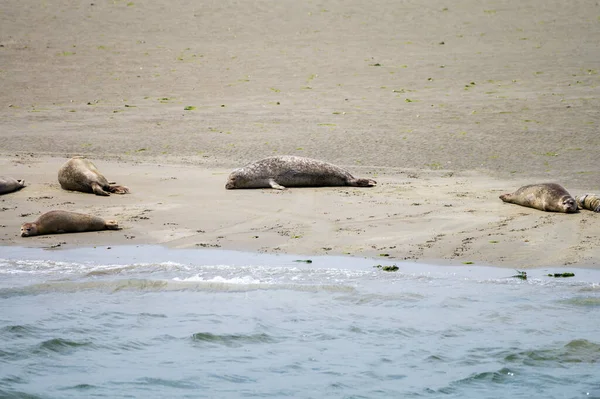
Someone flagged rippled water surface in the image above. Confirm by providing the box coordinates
[1,246,599,398]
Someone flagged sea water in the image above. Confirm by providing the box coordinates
[0,246,599,399]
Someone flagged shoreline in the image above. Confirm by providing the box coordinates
[2,155,599,269]
[4,244,600,280]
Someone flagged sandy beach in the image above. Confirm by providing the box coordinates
[1,0,599,267]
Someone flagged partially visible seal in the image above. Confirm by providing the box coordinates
[225,155,377,190]
[20,210,120,237]
[0,176,25,195]
[576,194,600,212]
[499,183,578,213]
[58,156,130,196]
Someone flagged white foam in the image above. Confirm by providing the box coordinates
[173,275,263,285]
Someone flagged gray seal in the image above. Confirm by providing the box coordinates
[0,176,25,195]
[225,155,377,190]
[20,210,120,237]
[576,194,600,212]
[499,183,578,213]
[58,156,130,196]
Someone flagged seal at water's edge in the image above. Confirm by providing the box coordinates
[20,210,121,237]
[225,155,377,189]
[499,183,578,213]
[576,194,600,212]
[0,176,25,195]
[58,156,130,196]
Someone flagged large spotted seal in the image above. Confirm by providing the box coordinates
[225,155,377,190]
[0,176,25,195]
[58,156,129,196]
[499,183,578,213]
[20,210,120,237]
[576,194,600,212]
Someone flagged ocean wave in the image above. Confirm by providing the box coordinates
[0,278,357,297]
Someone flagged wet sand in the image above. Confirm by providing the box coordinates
[1,0,599,267]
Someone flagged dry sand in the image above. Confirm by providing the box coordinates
[1,0,599,267]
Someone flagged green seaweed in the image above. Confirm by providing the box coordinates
[184,106,196,111]
[512,270,527,280]
[548,273,575,278]
[294,260,313,264]
[374,265,399,272]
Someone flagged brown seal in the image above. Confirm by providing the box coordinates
[499,183,578,213]
[58,156,130,196]
[576,194,600,212]
[20,210,120,237]
[225,155,377,190]
[0,176,25,195]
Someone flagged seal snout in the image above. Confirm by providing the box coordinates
[20,223,33,237]
[563,197,578,213]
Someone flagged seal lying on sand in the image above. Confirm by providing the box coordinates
[225,155,377,190]
[499,183,578,213]
[576,194,600,212]
[20,210,120,237]
[58,156,130,196]
[0,176,25,195]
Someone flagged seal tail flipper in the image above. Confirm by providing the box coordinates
[576,194,600,212]
[349,178,377,187]
[91,182,110,196]
[268,179,286,190]
[109,185,130,194]
[576,194,588,210]
[104,220,121,230]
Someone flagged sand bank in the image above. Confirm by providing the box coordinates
[1,156,599,268]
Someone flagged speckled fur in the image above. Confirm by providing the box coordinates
[0,176,25,195]
[576,194,600,212]
[20,210,120,237]
[499,183,578,213]
[225,156,377,189]
[58,157,129,196]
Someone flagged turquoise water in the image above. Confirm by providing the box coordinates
[1,246,599,398]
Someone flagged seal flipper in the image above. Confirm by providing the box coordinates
[91,182,110,196]
[108,185,130,194]
[269,179,286,190]
[104,220,121,230]
[350,178,377,187]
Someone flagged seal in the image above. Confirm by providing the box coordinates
[0,176,25,195]
[576,194,600,212]
[58,156,130,196]
[20,210,120,237]
[499,183,578,213]
[225,155,377,190]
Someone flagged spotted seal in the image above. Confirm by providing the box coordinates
[575,194,600,212]
[0,176,25,195]
[499,183,578,213]
[225,155,377,190]
[20,210,120,237]
[58,156,129,196]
